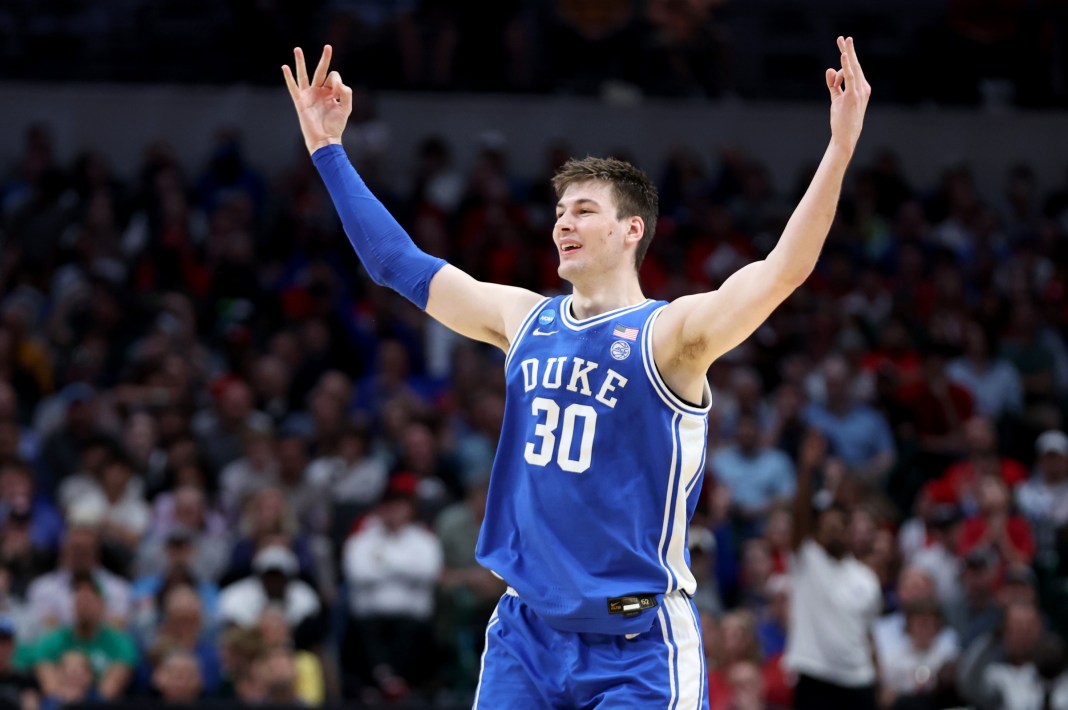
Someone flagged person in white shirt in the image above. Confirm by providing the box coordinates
[341,471,443,701]
[875,597,960,708]
[1016,430,1068,564]
[785,430,882,710]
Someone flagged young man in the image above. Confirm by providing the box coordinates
[283,36,870,708]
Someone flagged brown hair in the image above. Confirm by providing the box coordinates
[551,156,659,270]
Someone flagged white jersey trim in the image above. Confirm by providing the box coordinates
[641,306,712,418]
[558,295,655,331]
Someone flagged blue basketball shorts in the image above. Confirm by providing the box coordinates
[473,588,710,709]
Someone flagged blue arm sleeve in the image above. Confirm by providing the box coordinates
[312,144,447,309]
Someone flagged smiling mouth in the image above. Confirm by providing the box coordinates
[561,244,582,253]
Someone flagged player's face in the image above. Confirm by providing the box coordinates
[554,181,631,283]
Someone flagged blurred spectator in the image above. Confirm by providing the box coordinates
[259,646,304,706]
[803,356,896,487]
[137,584,220,696]
[940,415,1028,515]
[724,658,787,710]
[25,525,131,636]
[875,597,961,709]
[217,545,325,651]
[896,341,975,469]
[972,600,1068,710]
[786,430,881,710]
[36,650,97,710]
[217,420,279,524]
[947,321,1024,422]
[258,604,324,706]
[136,485,230,584]
[957,475,1036,572]
[130,526,221,649]
[151,649,203,704]
[710,413,796,537]
[0,458,63,555]
[1015,430,1068,566]
[36,383,108,497]
[22,573,136,701]
[0,615,38,710]
[223,486,318,588]
[434,472,505,690]
[191,377,271,476]
[308,422,388,542]
[342,472,443,701]
[707,609,791,710]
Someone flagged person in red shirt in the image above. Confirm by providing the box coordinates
[941,415,1028,515]
[958,474,1035,572]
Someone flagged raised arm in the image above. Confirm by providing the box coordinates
[791,429,828,550]
[654,37,871,389]
[282,47,542,350]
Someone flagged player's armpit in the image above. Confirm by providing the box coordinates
[425,265,545,351]
[654,259,798,373]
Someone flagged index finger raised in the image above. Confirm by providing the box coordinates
[843,37,866,84]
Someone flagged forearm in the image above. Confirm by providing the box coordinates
[312,144,446,308]
[765,143,853,285]
[792,464,816,549]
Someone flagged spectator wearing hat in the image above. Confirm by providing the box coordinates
[785,430,882,710]
[25,525,131,637]
[341,472,443,702]
[18,573,137,701]
[217,544,325,650]
[1016,430,1068,566]
[0,615,39,710]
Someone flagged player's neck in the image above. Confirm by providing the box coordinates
[568,278,645,320]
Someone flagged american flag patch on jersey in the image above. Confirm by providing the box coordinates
[613,323,639,341]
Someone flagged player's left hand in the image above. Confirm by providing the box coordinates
[826,36,871,155]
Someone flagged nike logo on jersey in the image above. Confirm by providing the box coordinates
[532,328,558,336]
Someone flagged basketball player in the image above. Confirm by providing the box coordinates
[283,36,870,708]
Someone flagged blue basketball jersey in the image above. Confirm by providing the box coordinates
[476,295,712,635]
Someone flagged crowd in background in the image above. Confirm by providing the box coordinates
[1,105,1067,709]
[2,0,1068,106]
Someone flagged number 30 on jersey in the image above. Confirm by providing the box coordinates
[524,397,597,473]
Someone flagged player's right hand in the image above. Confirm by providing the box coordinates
[282,45,352,155]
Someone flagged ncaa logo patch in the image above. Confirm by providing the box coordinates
[610,340,631,360]
[538,309,556,326]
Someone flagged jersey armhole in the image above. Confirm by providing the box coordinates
[641,306,713,416]
[504,296,553,370]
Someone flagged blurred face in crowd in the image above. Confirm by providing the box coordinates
[154,652,203,703]
[905,607,943,652]
[721,611,757,664]
[258,606,290,648]
[727,661,766,707]
[161,586,203,642]
[1039,449,1067,483]
[735,416,760,454]
[977,475,1010,516]
[63,527,100,574]
[897,566,936,605]
[380,497,416,533]
[816,507,850,559]
[72,581,104,630]
[261,649,298,702]
[964,416,996,456]
[822,358,853,411]
[58,651,94,697]
[1003,603,1043,665]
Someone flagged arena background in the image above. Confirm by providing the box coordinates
[1,1,1067,709]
